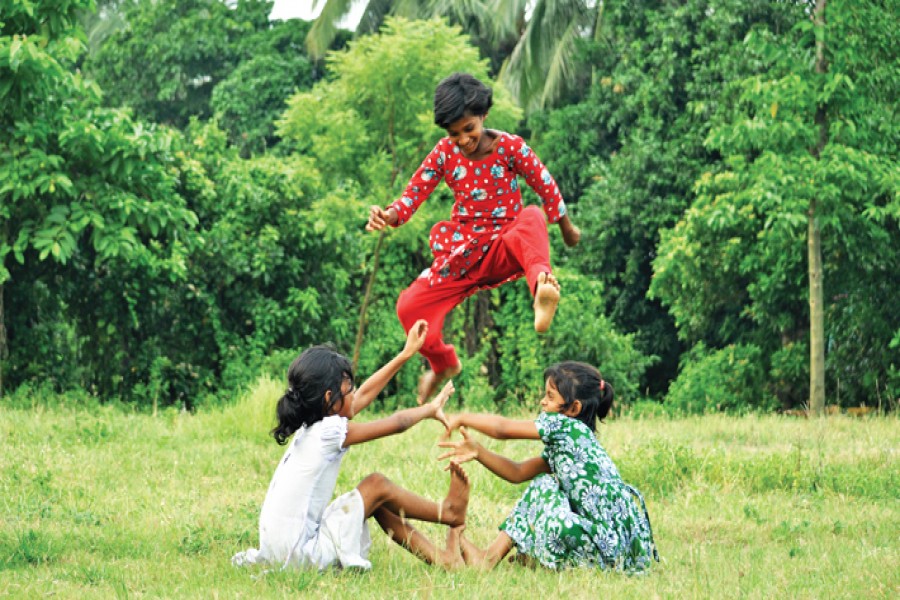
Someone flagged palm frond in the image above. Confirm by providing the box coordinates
[357,0,393,35]
[502,0,595,111]
[541,18,580,108]
[306,0,359,59]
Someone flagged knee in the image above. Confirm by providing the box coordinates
[359,472,390,495]
[520,205,544,224]
[396,287,421,326]
[361,472,388,487]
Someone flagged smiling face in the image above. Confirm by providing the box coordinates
[445,113,489,158]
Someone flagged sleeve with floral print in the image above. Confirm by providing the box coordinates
[510,136,566,224]
[388,140,447,226]
[535,412,566,462]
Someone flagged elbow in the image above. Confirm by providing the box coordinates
[509,470,529,484]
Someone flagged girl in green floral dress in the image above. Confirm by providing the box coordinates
[439,361,658,572]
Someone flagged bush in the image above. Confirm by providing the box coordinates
[665,343,776,414]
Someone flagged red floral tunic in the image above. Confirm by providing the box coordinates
[389,132,566,286]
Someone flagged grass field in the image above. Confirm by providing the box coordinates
[1,378,898,599]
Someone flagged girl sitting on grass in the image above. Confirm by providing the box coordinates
[438,361,658,572]
[232,320,469,571]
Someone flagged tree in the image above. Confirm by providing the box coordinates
[1,0,202,398]
[650,1,898,411]
[526,0,803,396]
[83,0,263,128]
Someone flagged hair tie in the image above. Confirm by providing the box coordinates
[599,379,606,392]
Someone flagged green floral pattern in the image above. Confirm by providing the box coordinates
[499,412,658,571]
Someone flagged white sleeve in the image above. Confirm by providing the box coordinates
[319,415,349,457]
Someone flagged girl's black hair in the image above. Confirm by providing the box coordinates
[271,345,354,445]
[544,361,614,432]
[433,72,493,128]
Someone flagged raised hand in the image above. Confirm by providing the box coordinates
[429,379,455,432]
[438,427,480,467]
[403,320,428,357]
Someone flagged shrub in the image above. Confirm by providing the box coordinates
[665,343,776,414]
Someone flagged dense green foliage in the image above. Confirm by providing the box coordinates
[1,0,897,413]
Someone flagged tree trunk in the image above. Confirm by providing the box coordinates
[808,0,828,416]
[808,201,825,415]
[352,229,386,372]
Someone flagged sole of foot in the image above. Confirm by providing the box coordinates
[442,461,470,527]
[533,272,560,333]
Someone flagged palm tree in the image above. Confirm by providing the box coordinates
[307,0,604,112]
[499,0,604,111]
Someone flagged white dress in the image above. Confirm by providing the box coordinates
[232,415,372,570]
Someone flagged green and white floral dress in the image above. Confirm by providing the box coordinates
[499,412,658,572]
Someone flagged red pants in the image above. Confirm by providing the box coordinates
[396,206,551,373]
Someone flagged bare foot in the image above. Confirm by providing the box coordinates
[533,272,560,333]
[436,526,466,570]
[460,533,489,569]
[417,363,462,405]
[440,462,470,527]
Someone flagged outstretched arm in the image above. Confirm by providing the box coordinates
[446,412,541,440]
[344,381,453,447]
[438,428,549,484]
[366,140,446,231]
[351,320,427,416]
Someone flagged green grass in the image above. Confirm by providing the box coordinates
[1,378,898,599]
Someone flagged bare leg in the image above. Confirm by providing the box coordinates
[374,508,465,569]
[533,272,560,333]
[459,532,515,570]
[357,462,470,527]
[416,362,462,405]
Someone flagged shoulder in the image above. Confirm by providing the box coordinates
[497,133,532,160]
[536,411,565,437]
[426,137,457,165]
[497,132,525,148]
[318,415,349,446]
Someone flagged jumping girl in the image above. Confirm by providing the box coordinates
[233,320,470,571]
[366,73,581,404]
[438,361,658,572]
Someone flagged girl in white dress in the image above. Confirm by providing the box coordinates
[233,320,469,571]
